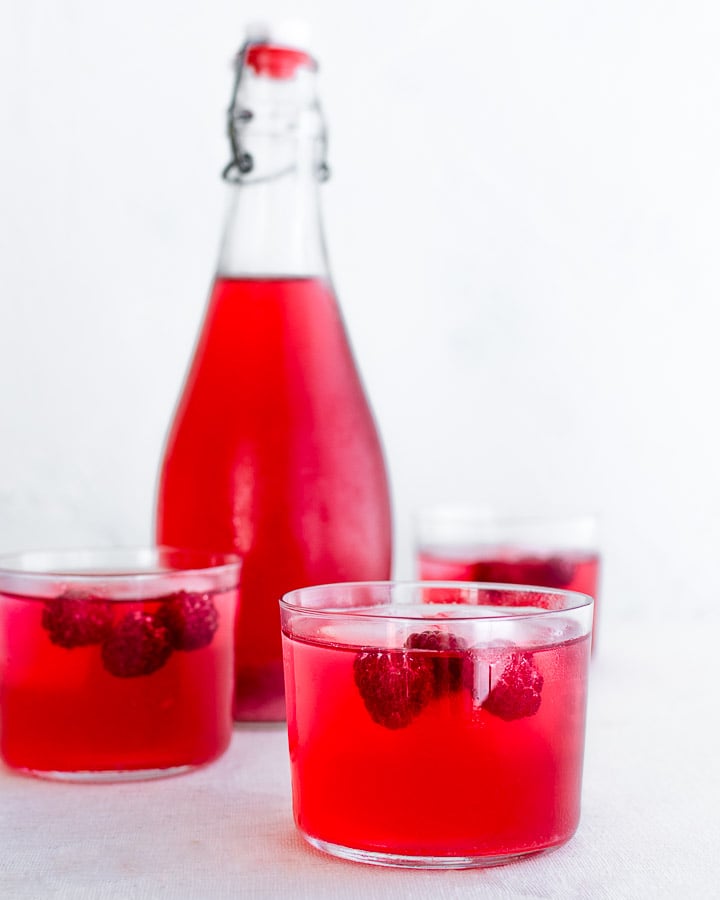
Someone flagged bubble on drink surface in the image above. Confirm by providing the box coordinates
[521,616,584,649]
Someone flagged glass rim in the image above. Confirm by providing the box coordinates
[414,505,599,528]
[0,546,242,584]
[280,580,593,623]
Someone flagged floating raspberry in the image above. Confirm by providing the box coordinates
[41,591,114,649]
[482,652,544,721]
[535,556,575,589]
[483,557,575,590]
[405,630,467,696]
[469,561,497,582]
[101,611,173,678]
[155,591,219,651]
[353,648,435,729]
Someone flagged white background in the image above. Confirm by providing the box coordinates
[1,1,719,635]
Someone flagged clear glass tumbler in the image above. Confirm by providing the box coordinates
[416,508,601,648]
[281,581,593,868]
[0,547,240,781]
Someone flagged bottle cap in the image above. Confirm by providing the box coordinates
[243,19,316,79]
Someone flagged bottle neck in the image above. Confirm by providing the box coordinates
[217,139,328,279]
[217,42,330,280]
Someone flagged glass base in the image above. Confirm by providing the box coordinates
[17,764,195,784]
[303,833,559,870]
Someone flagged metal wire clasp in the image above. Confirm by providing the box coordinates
[222,42,254,183]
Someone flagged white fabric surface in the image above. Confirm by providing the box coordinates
[1,608,718,900]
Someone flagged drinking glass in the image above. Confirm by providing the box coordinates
[416,508,601,648]
[280,581,593,868]
[0,547,240,781]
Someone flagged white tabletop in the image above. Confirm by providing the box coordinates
[1,607,718,900]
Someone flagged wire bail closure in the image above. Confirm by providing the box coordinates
[222,42,254,183]
[222,41,330,185]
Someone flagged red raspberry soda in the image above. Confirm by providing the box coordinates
[0,549,239,780]
[281,582,592,868]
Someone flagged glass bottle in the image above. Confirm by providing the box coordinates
[155,35,393,721]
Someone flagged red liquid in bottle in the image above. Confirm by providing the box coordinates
[156,276,392,720]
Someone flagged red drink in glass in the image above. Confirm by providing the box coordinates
[157,277,391,721]
[416,510,601,649]
[0,549,239,780]
[419,549,600,645]
[281,583,592,868]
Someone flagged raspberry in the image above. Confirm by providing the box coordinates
[469,561,497,582]
[155,591,219,651]
[510,556,574,590]
[101,611,173,678]
[405,630,467,695]
[482,652,544,721]
[41,591,114,649]
[353,648,435,729]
